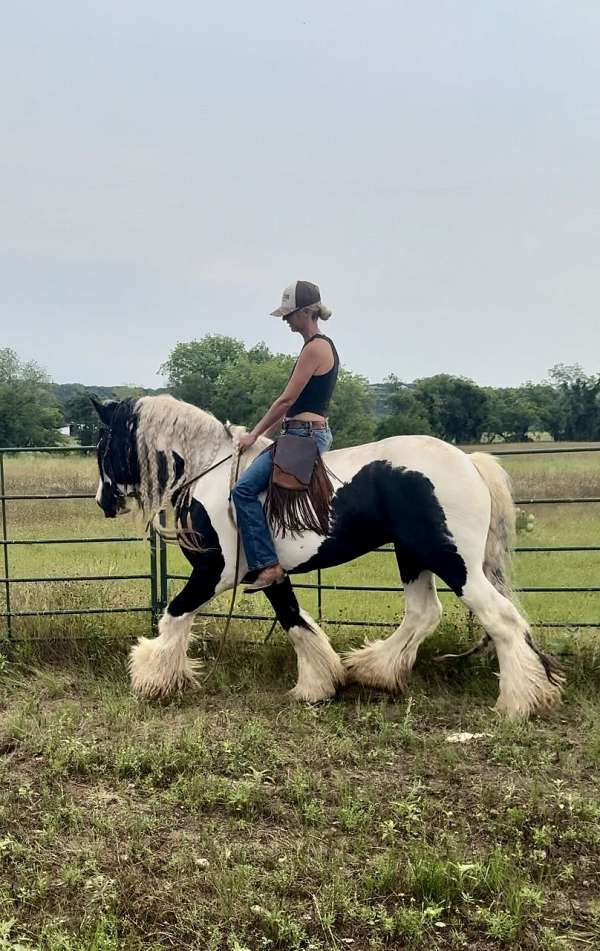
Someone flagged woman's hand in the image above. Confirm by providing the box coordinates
[238,432,257,453]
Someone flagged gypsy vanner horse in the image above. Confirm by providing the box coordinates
[92,394,563,719]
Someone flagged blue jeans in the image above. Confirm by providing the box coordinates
[232,425,333,572]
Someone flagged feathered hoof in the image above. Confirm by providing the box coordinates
[129,637,201,700]
[494,678,564,720]
[494,637,565,719]
[342,642,407,694]
[287,682,338,704]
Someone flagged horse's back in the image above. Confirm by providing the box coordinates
[324,434,483,498]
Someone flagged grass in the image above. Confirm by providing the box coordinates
[1,658,600,949]
[1,445,600,947]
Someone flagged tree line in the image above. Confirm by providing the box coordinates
[1,340,599,449]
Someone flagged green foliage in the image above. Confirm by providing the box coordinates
[212,352,294,427]
[546,363,600,440]
[375,375,432,438]
[380,372,563,445]
[63,389,102,446]
[329,369,376,446]
[0,349,64,448]
[485,384,556,442]
[160,334,376,448]
[160,335,247,410]
[412,373,490,443]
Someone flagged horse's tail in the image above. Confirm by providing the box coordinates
[470,452,516,599]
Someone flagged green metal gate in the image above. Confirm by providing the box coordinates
[2,442,600,641]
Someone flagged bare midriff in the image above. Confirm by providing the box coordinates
[287,411,327,422]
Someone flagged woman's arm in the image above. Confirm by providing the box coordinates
[239,342,325,450]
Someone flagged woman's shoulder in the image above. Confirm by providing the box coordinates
[301,336,333,358]
[304,334,335,351]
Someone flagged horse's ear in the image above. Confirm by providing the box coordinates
[90,396,119,426]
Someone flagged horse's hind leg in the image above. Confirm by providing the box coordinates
[460,569,563,718]
[343,569,442,692]
[263,578,346,702]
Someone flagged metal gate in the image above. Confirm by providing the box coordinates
[2,443,600,641]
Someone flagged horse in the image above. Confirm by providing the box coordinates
[92,394,563,718]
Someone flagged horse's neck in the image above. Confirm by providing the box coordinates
[172,424,229,486]
[188,431,271,510]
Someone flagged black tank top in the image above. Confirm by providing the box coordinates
[288,334,339,417]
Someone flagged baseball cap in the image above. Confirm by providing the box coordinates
[270,280,322,317]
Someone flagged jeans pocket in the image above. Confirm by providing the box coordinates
[314,429,332,453]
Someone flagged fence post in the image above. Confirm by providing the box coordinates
[317,568,322,622]
[149,523,159,632]
[158,510,168,616]
[0,452,11,641]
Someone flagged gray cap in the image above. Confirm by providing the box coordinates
[270,280,323,317]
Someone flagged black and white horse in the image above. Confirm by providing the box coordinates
[93,394,562,718]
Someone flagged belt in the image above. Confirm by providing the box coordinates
[283,419,328,431]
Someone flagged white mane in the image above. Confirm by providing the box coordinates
[135,394,228,518]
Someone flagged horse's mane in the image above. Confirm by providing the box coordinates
[135,394,228,519]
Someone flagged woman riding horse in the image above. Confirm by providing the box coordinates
[92,312,563,716]
[232,280,339,592]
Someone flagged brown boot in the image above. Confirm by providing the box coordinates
[243,563,286,593]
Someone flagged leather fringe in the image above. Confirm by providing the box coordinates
[264,454,334,537]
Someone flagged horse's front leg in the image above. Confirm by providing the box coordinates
[263,578,346,702]
[129,567,218,700]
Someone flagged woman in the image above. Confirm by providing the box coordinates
[232,280,339,591]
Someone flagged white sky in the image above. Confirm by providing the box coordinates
[1,1,599,388]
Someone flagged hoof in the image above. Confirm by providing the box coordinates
[287,683,337,704]
[342,642,408,694]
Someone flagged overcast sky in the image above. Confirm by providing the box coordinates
[1,1,599,390]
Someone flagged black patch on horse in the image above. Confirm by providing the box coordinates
[168,499,226,616]
[291,461,467,595]
[156,451,169,493]
[173,450,185,483]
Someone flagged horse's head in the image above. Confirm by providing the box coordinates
[91,397,140,518]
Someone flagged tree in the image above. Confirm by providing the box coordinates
[212,353,295,427]
[160,335,247,412]
[0,349,64,447]
[545,364,600,441]
[328,370,376,447]
[160,334,377,448]
[63,389,103,445]
[484,385,555,442]
[412,374,489,443]
[375,375,432,438]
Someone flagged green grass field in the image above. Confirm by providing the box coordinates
[1,446,600,949]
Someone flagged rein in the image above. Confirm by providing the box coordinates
[174,451,233,497]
